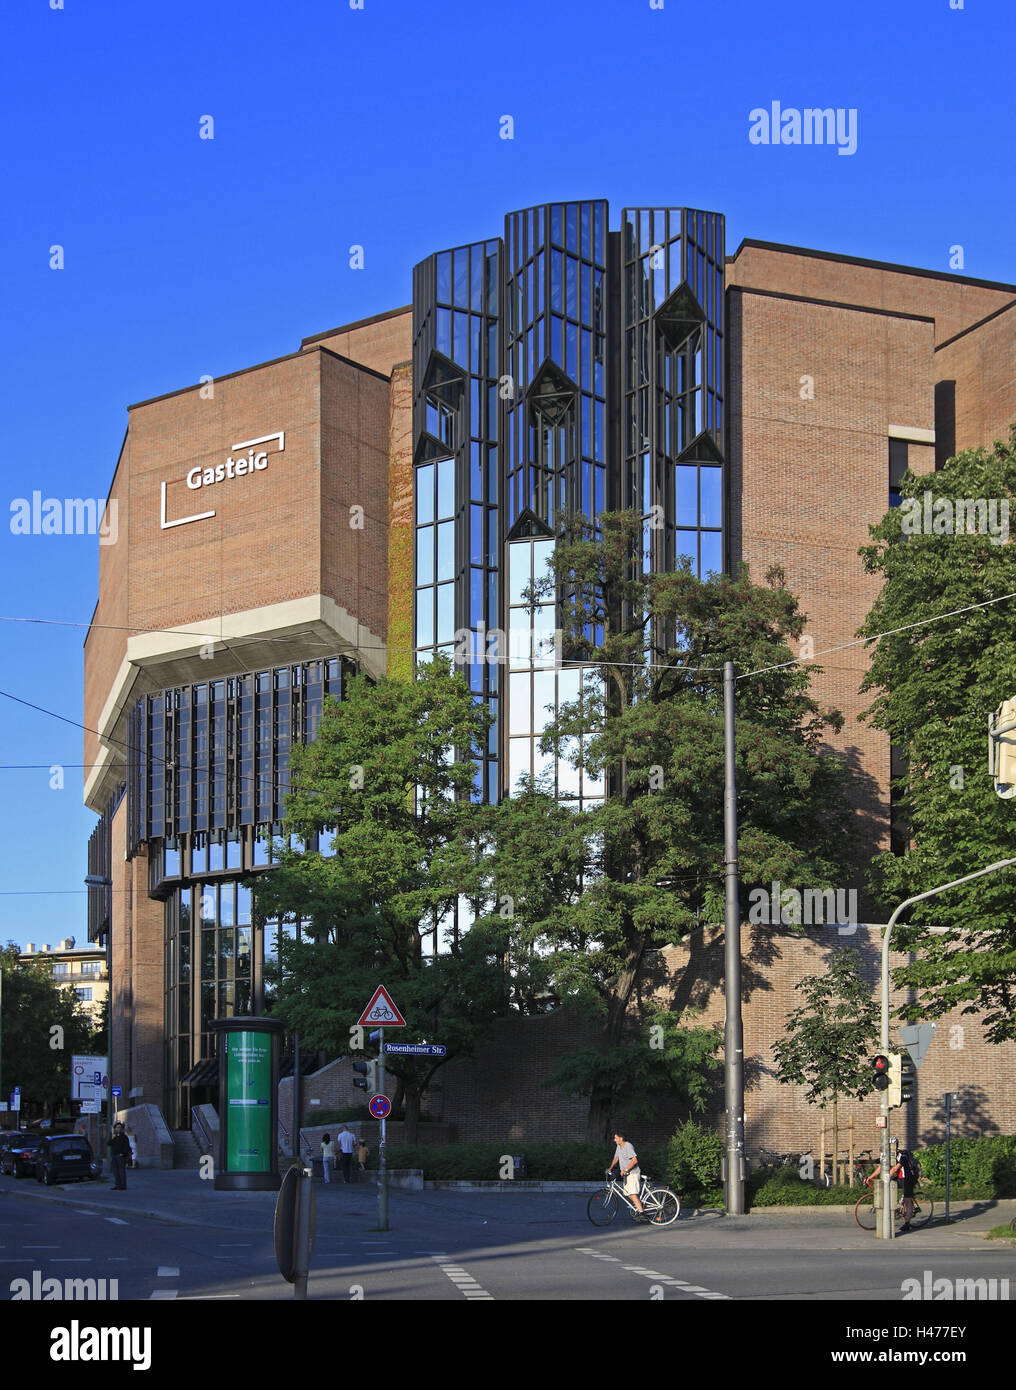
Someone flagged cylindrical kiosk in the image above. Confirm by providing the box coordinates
[210,1017,284,1191]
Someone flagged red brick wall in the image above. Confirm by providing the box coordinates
[729,288,936,894]
[727,243,1016,345]
[936,302,1016,456]
[319,351,391,646]
[301,307,412,378]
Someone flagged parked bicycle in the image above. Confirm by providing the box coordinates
[587,1173,680,1227]
[854,1179,934,1231]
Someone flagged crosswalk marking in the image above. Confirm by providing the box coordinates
[430,1255,494,1301]
[575,1248,730,1300]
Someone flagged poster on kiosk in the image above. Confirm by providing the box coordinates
[209,1017,284,1191]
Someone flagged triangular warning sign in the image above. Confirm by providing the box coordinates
[358,985,407,1028]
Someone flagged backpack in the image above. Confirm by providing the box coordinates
[898,1151,920,1180]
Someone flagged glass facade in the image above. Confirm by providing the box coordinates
[127,658,349,856]
[119,656,351,1128]
[411,200,726,834]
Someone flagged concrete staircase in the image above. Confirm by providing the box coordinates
[172,1129,202,1171]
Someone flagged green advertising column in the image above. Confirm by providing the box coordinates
[210,1017,284,1191]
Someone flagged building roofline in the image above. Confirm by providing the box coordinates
[126,342,389,413]
[935,295,1016,351]
[730,283,935,324]
[300,303,412,349]
[727,238,1016,294]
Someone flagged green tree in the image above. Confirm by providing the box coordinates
[250,661,517,1141]
[772,947,881,1159]
[0,943,94,1119]
[858,427,1016,1041]
[473,510,861,1139]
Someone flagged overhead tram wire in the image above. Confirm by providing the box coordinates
[2,586,1014,770]
[4,585,1016,685]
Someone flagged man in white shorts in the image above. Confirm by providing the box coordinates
[607,1129,645,1217]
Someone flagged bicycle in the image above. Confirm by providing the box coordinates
[587,1172,680,1227]
[853,1178,934,1232]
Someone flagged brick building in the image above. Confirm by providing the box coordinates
[84,205,1016,1144]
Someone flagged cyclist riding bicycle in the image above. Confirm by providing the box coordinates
[606,1128,645,1219]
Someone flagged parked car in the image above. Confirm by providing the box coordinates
[1,1132,46,1177]
[0,1130,25,1172]
[34,1134,98,1185]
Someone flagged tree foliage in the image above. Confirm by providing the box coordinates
[772,947,880,1106]
[471,510,861,1137]
[858,427,1016,1041]
[250,662,513,1138]
[0,943,95,1116]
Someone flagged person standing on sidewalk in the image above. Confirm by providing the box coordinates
[337,1126,355,1183]
[109,1123,131,1191]
[321,1133,335,1184]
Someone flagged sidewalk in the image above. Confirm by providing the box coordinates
[6,1168,1015,1245]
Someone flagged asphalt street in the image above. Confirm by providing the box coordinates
[2,1167,1014,1303]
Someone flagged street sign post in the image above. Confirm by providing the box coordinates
[899,1023,936,1069]
[357,986,405,1234]
[357,986,407,1029]
[369,1094,391,1119]
[111,1086,121,1098]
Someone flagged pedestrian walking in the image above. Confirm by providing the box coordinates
[356,1137,368,1175]
[321,1133,335,1184]
[109,1123,131,1191]
[338,1125,355,1183]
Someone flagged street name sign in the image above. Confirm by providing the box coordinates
[383,1043,447,1057]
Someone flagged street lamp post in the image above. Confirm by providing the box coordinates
[877,858,1016,1241]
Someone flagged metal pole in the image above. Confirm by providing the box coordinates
[944,1091,952,1224]
[378,1036,389,1232]
[292,1032,300,1162]
[878,858,1016,1242]
[722,660,745,1215]
[293,1163,312,1300]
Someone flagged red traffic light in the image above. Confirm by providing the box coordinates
[872,1054,890,1091]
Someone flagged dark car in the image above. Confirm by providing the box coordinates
[34,1134,98,1185]
[1,1132,46,1178]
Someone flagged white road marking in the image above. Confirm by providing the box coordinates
[52,1258,92,1263]
[74,1210,99,1216]
[430,1255,494,1300]
[157,1267,180,1277]
[105,1217,128,1226]
[24,1245,59,1248]
[575,1248,730,1300]
[149,1290,178,1300]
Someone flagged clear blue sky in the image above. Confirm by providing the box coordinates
[1,0,1013,949]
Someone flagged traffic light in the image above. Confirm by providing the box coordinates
[887,1051,917,1108]
[871,1054,890,1091]
[352,1059,378,1094]
[991,700,1016,798]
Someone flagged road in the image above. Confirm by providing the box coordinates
[2,1170,1014,1303]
